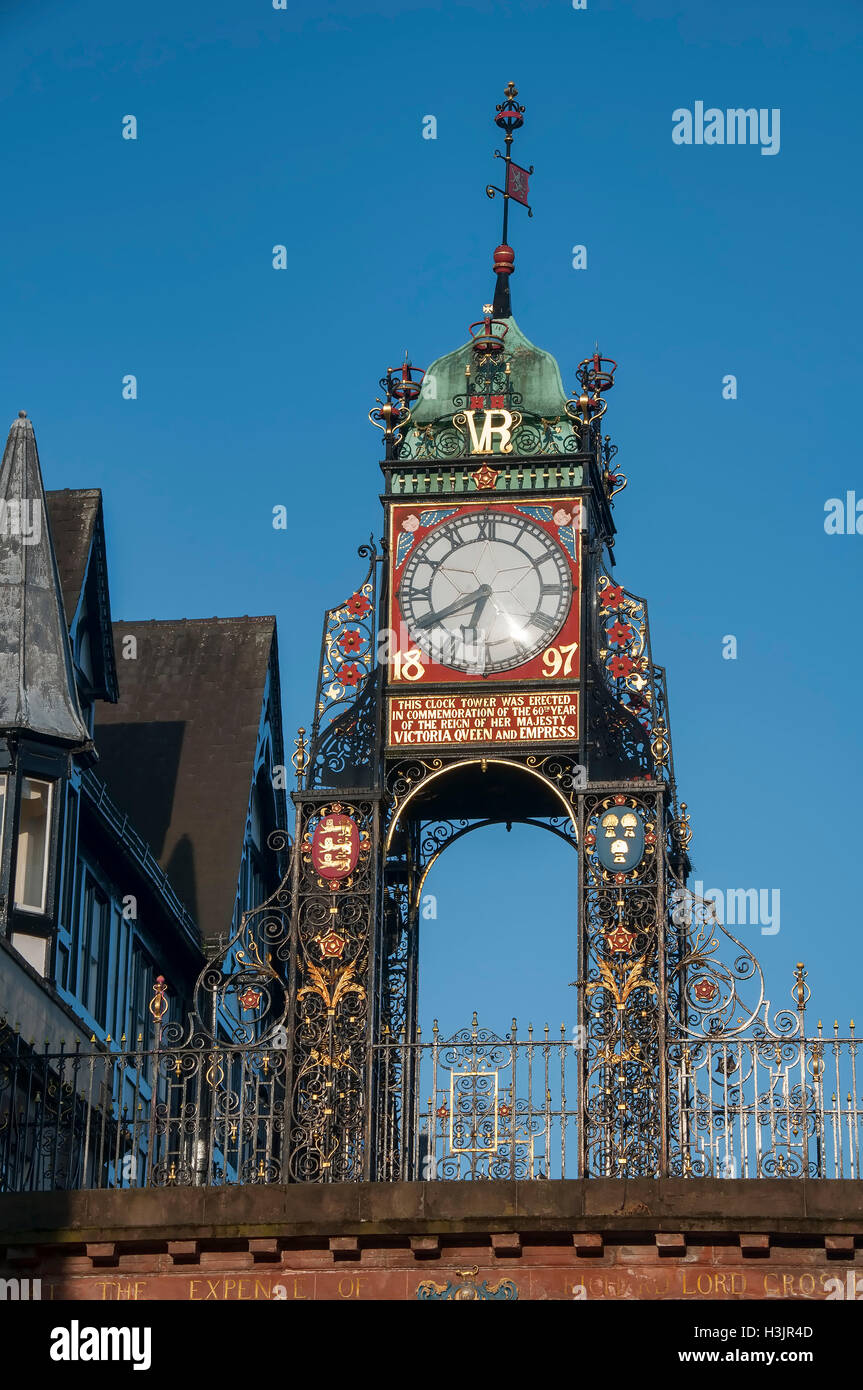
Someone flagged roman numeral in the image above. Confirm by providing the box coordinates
[532,611,559,631]
[475,516,496,541]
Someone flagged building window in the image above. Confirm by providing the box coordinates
[129,940,157,1050]
[60,786,79,932]
[57,939,69,990]
[80,872,110,1026]
[249,785,263,851]
[14,778,53,913]
[76,624,94,684]
[0,774,6,844]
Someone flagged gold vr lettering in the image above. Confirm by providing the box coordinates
[462,408,514,454]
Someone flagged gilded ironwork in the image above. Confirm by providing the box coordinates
[369,356,424,460]
[288,796,377,1181]
[307,542,379,790]
[191,828,292,1048]
[576,786,665,1176]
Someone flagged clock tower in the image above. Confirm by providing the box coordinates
[286,84,693,1182]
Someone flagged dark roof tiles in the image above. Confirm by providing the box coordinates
[44,488,101,626]
[94,616,278,941]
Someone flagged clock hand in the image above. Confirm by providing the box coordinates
[492,562,533,578]
[414,585,492,629]
[468,589,492,628]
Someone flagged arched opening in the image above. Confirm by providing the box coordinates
[374,758,583,1179]
[385,756,578,852]
[416,820,577,1038]
[381,758,580,1044]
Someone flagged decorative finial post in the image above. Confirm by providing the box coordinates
[673,801,693,852]
[292,726,309,790]
[148,974,169,1048]
[793,962,810,1021]
[485,82,533,317]
[369,353,424,460]
[565,352,617,456]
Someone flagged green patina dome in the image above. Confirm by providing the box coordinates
[398,315,581,461]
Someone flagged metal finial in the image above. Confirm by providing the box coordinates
[485,82,533,315]
[673,802,693,851]
[149,974,169,1023]
[292,727,309,789]
[793,962,810,1014]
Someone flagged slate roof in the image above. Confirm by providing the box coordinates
[0,414,91,747]
[45,488,119,703]
[94,617,279,942]
[44,488,101,626]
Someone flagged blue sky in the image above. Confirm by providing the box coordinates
[2,0,861,1037]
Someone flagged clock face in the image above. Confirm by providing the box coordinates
[398,509,572,674]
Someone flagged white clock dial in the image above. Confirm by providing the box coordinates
[398,510,572,674]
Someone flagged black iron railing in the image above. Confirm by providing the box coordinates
[2,1013,861,1190]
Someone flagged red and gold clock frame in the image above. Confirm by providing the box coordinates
[386,498,582,687]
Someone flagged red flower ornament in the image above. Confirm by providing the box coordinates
[318,929,347,959]
[607,619,634,647]
[338,662,361,687]
[693,979,719,1003]
[345,592,372,618]
[608,654,634,679]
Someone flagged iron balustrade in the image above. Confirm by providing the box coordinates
[2,1015,862,1190]
[670,1025,863,1180]
[0,1024,287,1192]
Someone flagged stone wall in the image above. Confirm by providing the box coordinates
[1,1180,860,1301]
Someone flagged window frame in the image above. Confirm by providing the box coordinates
[13,776,54,915]
[79,868,111,1027]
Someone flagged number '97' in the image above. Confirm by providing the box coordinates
[542,642,578,677]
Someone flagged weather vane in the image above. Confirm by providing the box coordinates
[485,82,533,316]
[486,81,534,241]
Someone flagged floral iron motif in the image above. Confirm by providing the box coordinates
[307,541,379,790]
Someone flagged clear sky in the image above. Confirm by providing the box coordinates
[2,0,861,1039]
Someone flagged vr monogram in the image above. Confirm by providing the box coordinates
[459,408,515,455]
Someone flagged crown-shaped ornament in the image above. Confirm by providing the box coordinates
[468,305,509,355]
[493,80,526,133]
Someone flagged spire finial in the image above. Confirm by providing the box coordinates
[485,82,534,318]
[0,412,91,749]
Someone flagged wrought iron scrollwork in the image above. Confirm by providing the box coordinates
[665,874,799,1042]
[308,541,379,789]
[578,788,664,1177]
[289,797,377,1181]
[191,828,292,1048]
[590,572,677,787]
